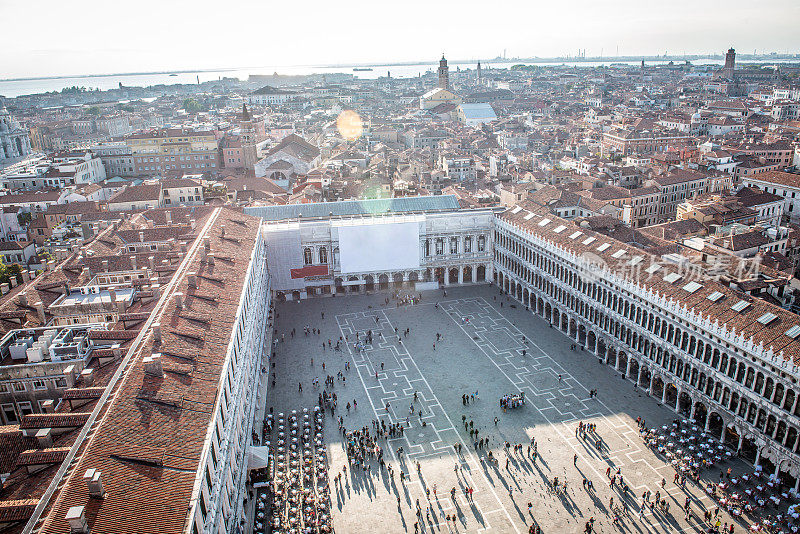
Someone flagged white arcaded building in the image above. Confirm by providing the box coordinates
[247,196,495,301]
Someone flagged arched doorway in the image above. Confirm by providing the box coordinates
[348,276,359,293]
[477,265,486,282]
[638,365,650,389]
[463,265,473,283]
[651,375,664,400]
[365,275,375,292]
[693,401,708,428]
[335,277,344,294]
[393,272,404,288]
[434,268,445,285]
[448,268,459,284]
[291,290,301,301]
[678,392,692,417]
[378,274,389,290]
[723,424,741,450]
[707,412,724,439]
[276,291,286,303]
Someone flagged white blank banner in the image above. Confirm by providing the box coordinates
[338,221,420,273]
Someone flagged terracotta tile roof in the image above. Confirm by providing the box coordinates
[0,499,38,523]
[38,208,262,534]
[498,201,800,365]
[746,170,800,189]
[15,448,71,468]
[61,388,106,401]
[109,184,162,205]
[19,414,91,431]
[0,427,35,475]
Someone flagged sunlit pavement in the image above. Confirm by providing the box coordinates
[264,284,751,533]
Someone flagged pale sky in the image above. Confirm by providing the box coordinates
[2,0,799,79]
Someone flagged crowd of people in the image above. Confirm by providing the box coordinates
[258,287,778,534]
[500,392,525,410]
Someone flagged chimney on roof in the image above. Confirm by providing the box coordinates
[188,272,197,288]
[148,256,155,270]
[130,255,137,271]
[108,287,116,304]
[203,236,211,251]
[147,218,154,229]
[65,505,88,534]
[81,266,89,279]
[101,260,109,273]
[144,353,163,377]
[63,365,76,388]
[17,293,27,307]
[80,368,94,386]
[34,301,46,324]
[41,400,55,413]
[190,218,196,230]
[174,292,184,309]
[83,469,106,499]
[139,231,145,243]
[153,322,161,342]
[220,224,226,237]
[165,211,172,225]
[36,428,53,448]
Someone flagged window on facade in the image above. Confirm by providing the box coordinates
[13,383,25,392]
[32,380,46,390]
[2,404,16,424]
[464,236,472,253]
[319,247,327,264]
[18,402,32,416]
[303,248,313,265]
[435,238,444,255]
[478,235,486,252]
[450,237,458,254]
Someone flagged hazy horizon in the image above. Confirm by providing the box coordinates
[2,0,799,79]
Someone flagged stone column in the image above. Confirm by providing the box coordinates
[444,267,451,286]
[737,434,743,454]
[704,414,712,432]
[649,374,655,395]
[458,267,464,285]
[625,357,632,379]
[636,366,643,389]
[754,448,761,467]
[662,384,668,405]
[690,403,697,421]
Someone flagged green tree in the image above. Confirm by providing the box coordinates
[86,106,101,115]
[183,98,203,113]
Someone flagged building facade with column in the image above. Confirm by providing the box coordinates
[493,201,800,488]
[248,196,495,300]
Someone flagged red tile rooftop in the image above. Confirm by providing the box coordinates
[35,208,262,534]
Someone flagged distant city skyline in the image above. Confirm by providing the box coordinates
[2,0,799,79]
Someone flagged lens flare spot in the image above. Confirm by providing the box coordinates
[336,110,363,141]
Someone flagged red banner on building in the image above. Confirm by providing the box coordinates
[290,265,329,279]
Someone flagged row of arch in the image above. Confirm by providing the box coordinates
[493,230,800,484]
[493,229,799,420]
[275,265,489,300]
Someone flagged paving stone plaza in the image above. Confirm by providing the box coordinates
[265,284,754,533]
